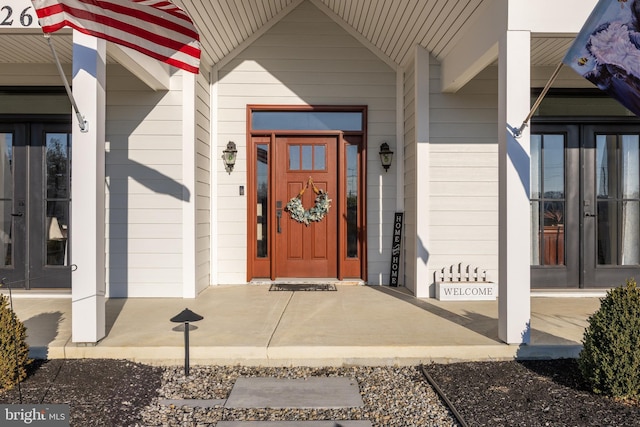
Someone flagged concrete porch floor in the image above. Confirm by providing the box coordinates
[5,285,602,366]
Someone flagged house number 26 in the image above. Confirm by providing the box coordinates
[0,4,36,27]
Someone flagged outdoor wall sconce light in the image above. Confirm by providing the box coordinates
[379,142,393,172]
[223,141,238,174]
[170,308,203,376]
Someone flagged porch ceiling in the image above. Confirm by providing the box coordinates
[0,0,574,75]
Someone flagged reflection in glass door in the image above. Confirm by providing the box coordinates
[530,125,580,288]
[1,131,17,275]
[531,122,640,289]
[584,127,640,287]
[0,121,71,289]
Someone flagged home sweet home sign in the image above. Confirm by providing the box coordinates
[389,212,403,286]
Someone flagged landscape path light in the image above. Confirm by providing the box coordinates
[170,308,203,376]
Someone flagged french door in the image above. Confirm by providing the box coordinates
[0,119,72,289]
[531,121,640,288]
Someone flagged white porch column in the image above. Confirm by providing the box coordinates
[71,31,106,343]
[182,71,197,298]
[498,30,531,344]
[414,45,430,298]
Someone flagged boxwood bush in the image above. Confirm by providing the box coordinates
[578,279,640,399]
[0,293,30,391]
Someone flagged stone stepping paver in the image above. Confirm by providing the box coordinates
[225,377,364,409]
[216,422,372,426]
[158,398,226,407]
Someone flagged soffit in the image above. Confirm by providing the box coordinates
[0,1,574,71]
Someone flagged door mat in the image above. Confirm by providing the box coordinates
[269,283,337,291]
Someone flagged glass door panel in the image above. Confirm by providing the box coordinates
[533,122,640,289]
[530,125,580,288]
[0,121,71,289]
[531,134,566,266]
[0,124,26,287]
[1,132,13,268]
[29,124,72,288]
[584,127,640,287]
[44,133,70,267]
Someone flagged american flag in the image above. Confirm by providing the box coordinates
[31,0,200,73]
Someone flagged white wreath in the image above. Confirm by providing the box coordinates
[285,178,331,226]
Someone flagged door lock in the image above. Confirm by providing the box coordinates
[583,200,596,217]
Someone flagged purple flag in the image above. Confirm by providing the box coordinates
[563,0,640,116]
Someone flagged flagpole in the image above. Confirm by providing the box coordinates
[46,35,88,133]
[513,62,564,138]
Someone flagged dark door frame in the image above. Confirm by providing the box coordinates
[0,115,72,289]
[532,117,640,289]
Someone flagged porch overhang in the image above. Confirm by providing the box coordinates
[1,0,600,93]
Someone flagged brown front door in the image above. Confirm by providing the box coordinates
[275,135,338,278]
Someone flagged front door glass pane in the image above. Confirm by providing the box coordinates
[289,145,300,170]
[301,145,313,170]
[314,145,326,170]
[1,133,12,267]
[596,134,640,266]
[346,144,358,258]
[45,133,70,266]
[531,134,565,265]
[256,145,268,258]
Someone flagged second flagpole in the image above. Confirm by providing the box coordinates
[513,62,564,138]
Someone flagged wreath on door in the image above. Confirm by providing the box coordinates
[285,177,331,226]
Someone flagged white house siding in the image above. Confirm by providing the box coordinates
[0,63,70,87]
[428,60,499,289]
[105,65,186,297]
[216,1,397,284]
[0,64,71,114]
[195,70,211,294]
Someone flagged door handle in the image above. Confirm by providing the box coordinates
[10,213,23,217]
[584,212,597,217]
[276,210,282,233]
[276,201,283,233]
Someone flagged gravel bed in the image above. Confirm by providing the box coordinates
[142,365,457,426]
[2,359,639,426]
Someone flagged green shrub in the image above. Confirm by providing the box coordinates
[578,279,640,399]
[0,293,30,391]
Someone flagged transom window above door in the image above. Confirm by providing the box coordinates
[251,111,363,131]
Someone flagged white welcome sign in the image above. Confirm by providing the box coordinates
[436,282,498,301]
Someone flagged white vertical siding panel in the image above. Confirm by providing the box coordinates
[428,62,500,284]
[218,1,396,284]
[105,64,184,297]
[403,57,418,292]
[195,70,211,293]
